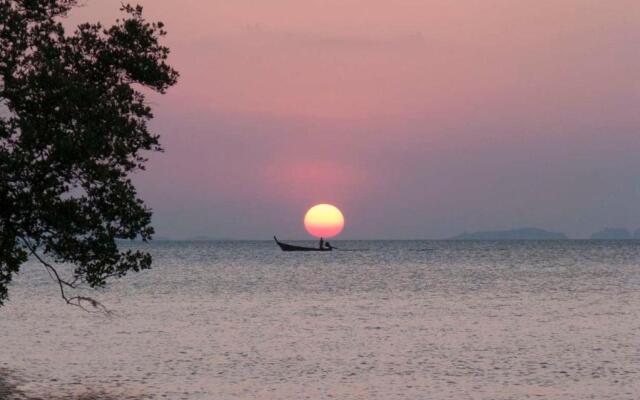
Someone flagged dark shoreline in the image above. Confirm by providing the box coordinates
[0,368,23,400]
[0,368,148,400]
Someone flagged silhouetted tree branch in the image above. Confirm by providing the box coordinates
[0,0,178,308]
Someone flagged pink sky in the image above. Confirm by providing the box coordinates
[68,1,640,239]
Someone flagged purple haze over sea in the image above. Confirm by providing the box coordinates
[68,0,640,239]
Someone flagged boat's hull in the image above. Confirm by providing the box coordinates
[274,236,332,252]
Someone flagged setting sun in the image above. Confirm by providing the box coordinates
[304,204,345,238]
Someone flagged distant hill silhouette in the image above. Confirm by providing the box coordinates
[186,236,237,241]
[153,236,174,241]
[451,227,567,240]
[188,235,215,241]
[590,228,632,240]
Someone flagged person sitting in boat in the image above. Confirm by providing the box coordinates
[319,237,324,249]
[325,241,333,250]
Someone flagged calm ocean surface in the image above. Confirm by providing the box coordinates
[1,240,639,399]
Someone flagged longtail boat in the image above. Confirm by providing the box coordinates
[274,236,332,252]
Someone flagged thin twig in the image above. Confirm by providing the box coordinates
[18,238,111,314]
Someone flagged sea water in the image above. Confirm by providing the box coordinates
[1,240,639,399]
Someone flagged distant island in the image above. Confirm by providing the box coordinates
[590,228,640,240]
[186,236,239,241]
[451,227,568,240]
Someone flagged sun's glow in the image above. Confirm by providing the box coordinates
[304,204,345,238]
